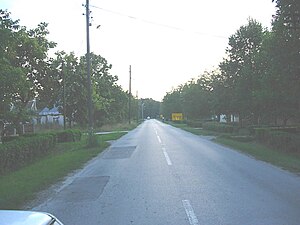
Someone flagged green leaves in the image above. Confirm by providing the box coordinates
[1,10,130,130]
[162,4,300,126]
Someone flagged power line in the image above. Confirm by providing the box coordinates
[89,4,227,39]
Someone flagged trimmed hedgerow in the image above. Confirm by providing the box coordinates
[1,135,19,143]
[186,120,203,128]
[55,129,82,143]
[254,128,300,153]
[0,134,56,174]
[0,129,82,174]
[203,122,235,133]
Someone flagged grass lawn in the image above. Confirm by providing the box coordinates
[167,122,217,136]
[167,121,300,174]
[94,121,139,132]
[0,132,126,209]
[215,137,300,173]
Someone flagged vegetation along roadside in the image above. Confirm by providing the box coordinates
[0,130,128,210]
[168,121,300,174]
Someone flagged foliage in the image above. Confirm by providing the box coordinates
[86,133,100,148]
[140,98,161,119]
[162,3,300,126]
[255,128,300,152]
[202,122,235,133]
[0,10,56,132]
[1,11,132,130]
[161,87,183,120]
[0,132,126,209]
[0,134,56,174]
[55,129,82,143]
[186,120,203,128]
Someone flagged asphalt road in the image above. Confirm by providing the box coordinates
[33,119,300,225]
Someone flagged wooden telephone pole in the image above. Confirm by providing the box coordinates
[129,65,132,124]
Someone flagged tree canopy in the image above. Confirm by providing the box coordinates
[0,10,131,131]
[162,1,300,125]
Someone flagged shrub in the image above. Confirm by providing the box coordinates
[86,134,99,148]
[186,120,203,128]
[254,128,270,142]
[1,135,19,143]
[229,135,254,142]
[56,129,82,143]
[0,134,56,174]
[203,122,235,133]
[254,128,300,152]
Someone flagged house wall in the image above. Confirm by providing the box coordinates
[220,114,239,123]
[39,115,64,126]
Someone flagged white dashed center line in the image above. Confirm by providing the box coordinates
[162,147,172,166]
[182,200,199,225]
[157,135,162,143]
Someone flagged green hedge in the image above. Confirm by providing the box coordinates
[254,128,300,152]
[55,129,82,143]
[186,120,203,128]
[203,122,235,133]
[2,129,82,143]
[0,129,82,174]
[0,134,56,174]
[1,136,19,143]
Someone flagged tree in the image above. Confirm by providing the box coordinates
[0,10,56,133]
[268,0,300,124]
[181,74,212,120]
[162,87,183,120]
[219,18,265,125]
[140,98,161,119]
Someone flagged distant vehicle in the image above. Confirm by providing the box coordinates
[0,210,64,225]
[147,116,150,120]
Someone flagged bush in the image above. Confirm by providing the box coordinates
[47,129,82,143]
[229,135,254,142]
[186,120,203,128]
[0,134,56,174]
[1,135,19,143]
[254,128,300,152]
[86,134,99,148]
[254,128,270,142]
[203,122,235,133]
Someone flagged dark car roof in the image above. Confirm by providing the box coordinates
[0,210,59,225]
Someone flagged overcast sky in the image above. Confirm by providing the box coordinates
[1,0,276,101]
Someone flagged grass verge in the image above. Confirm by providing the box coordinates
[95,121,139,132]
[215,137,300,173]
[0,132,126,209]
[167,121,300,174]
[166,122,217,136]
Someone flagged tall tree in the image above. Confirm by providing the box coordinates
[219,18,265,125]
[162,87,183,120]
[269,0,300,124]
[0,10,56,132]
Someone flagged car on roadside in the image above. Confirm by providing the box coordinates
[0,210,64,225]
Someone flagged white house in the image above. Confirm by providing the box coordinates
[220,114,239,123]
[37,106,64,126]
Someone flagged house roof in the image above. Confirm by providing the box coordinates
[39,107,61,116]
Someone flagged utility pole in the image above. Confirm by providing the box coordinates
[85,0,93,135]
[136,91,139,122]
[129,65,132,124]
[62,61,66,130]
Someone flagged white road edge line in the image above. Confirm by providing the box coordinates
[182,200,199,225]
[157,135,162,143]
[162,150,172,166]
